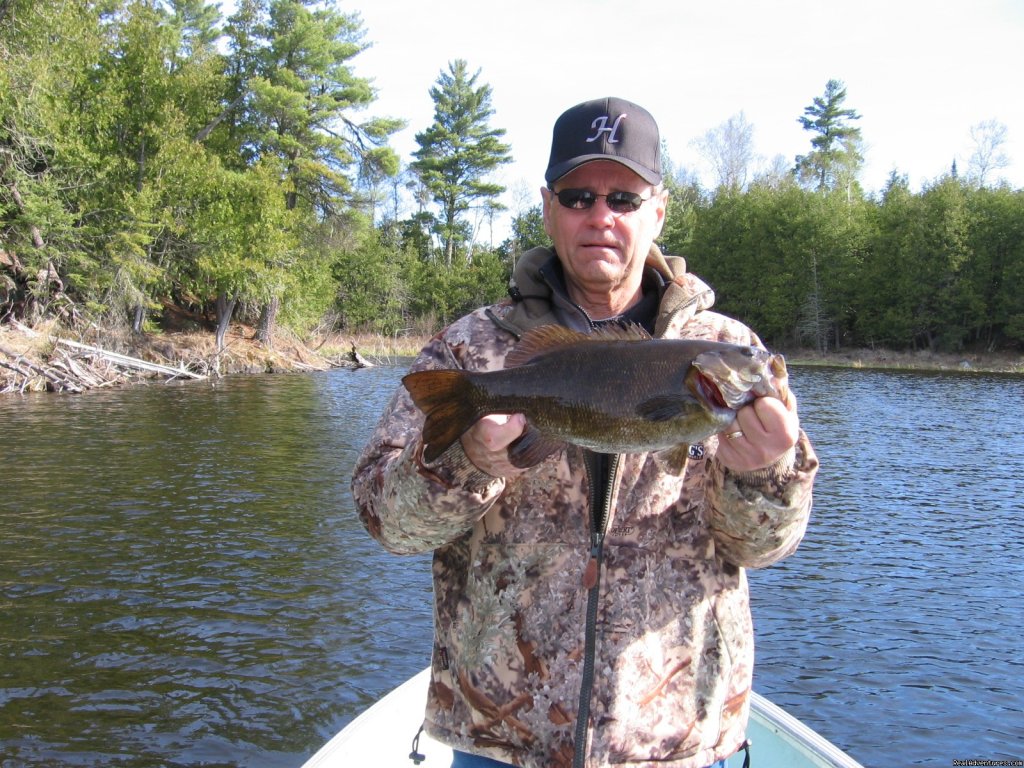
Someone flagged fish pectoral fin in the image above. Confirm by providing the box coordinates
[636,395,689,422]
[507,425,563,468]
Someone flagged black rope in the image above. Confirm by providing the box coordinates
[408,725,426,764]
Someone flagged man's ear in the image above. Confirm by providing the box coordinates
[540,186,555,237]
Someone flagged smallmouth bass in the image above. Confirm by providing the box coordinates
[402,324,790,467]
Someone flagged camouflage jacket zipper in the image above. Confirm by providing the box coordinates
[573,451,619,768]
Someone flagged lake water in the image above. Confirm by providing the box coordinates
[0,365,1021,767]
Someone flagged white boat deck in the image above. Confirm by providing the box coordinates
[303,668,864,768]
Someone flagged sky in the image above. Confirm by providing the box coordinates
[230,0,1024,238]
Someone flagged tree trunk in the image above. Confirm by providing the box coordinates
[215,292,237,352]
[194,94,245,143]
[256,296,278,348]
[136,135,145,193]
[131,304,145,335]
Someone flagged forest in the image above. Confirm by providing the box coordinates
[2,0,1022,356]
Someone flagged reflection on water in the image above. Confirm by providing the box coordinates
[0,366,1022,766]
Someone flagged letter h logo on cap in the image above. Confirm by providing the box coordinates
[586,114,627,144]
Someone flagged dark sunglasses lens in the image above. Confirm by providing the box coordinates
[605,192,644,212]
[556,189,596,209]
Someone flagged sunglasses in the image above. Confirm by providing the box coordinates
[551,188,652,214]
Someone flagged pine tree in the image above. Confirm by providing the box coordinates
[411,60,512,266]
[223,0,401,344]
[794,79,863,193]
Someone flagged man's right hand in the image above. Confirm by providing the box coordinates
[460,413,527,477]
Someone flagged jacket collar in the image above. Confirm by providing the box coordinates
[503,245,715,338]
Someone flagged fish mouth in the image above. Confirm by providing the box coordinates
[687,369,731,413]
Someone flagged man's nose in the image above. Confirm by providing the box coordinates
[583,198,617,226]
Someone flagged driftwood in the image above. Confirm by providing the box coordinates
[1,337,209,394]
[0,343,83,393]
[56,339,206,380]
[348,344,374,369]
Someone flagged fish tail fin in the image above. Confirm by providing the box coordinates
[402,370,480,462]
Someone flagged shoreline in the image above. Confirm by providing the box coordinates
[345,333,1024,375]
[2,322,1021,395]
[783,347,1024,375]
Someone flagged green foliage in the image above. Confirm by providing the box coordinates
[1,0,404,340]
[333,228,414,334]
[0,1,105,275]
[968,187,1024,345]
[660,176,705,255]
[498,204,550,263]
[852,177,970,350]
[795,79,864,193]
[406,249,509,329]
[411,59,512,266]
[2,9,1022,356]
[673,168,1024,353]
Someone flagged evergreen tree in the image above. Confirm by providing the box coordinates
[252,0,400,217]
[0,0,107,310]
[223,0,402,344]
[499,204,548,267]
[795,79,863,193]
[411,59,512,266]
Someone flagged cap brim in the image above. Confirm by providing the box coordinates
[545,155,662,186]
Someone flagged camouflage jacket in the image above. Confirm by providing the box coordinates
[352,246,818,768]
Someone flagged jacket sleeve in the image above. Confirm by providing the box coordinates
[350,333,507,556]
[671,308,818,569]
[705,429,818,568]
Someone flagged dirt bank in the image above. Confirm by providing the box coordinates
[0,320,376,395]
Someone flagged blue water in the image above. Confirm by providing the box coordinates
[750,368,1024,764]
[0,365,1021,766]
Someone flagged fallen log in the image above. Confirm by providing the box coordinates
[56,338,206,380]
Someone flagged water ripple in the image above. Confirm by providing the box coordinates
[1,365,1021,766]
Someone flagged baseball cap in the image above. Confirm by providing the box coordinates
[545,97,662,185]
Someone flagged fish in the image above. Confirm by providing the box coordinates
[402,324,790,467]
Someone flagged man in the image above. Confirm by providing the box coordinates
[352,97,818,768]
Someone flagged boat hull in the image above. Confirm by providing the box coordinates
[302,668,863,768]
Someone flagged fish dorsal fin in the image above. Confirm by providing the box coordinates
[505,323,651,368]
[505,325,586,367]
[589,322,652,342]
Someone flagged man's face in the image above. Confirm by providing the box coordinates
[541,160,667,315]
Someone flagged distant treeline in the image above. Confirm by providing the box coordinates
[346,175,1024,354]
[661,177,1024,353]
[1,2,1020,354]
